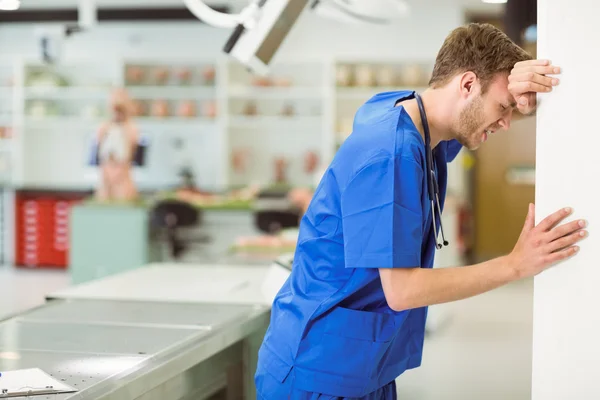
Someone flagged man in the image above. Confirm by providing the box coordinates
[255,23,588,399]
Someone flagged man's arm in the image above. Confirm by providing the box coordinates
[380,204,587,312]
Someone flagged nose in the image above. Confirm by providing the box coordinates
[498,112,512,131]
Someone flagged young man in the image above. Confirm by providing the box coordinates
[255,23,588,399]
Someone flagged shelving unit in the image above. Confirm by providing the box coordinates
[1,56,449,266]
[3,56,438,191]
[224,60,329,188]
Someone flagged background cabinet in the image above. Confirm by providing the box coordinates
[15,190,88,268]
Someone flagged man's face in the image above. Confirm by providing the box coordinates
[452,73,516,150]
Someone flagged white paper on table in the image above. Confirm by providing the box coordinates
[0,368,78,398]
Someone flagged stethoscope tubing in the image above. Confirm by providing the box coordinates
[414,92,449,249]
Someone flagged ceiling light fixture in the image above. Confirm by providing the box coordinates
[482,0,507,3]
[0,0,20,10]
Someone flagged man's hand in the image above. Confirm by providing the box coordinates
[508,204,587,279]
[508,59,561,115]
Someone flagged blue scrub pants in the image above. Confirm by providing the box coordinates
[255,365,397,400]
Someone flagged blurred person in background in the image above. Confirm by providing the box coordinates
[254,23,586,400]
[95,88,139,202]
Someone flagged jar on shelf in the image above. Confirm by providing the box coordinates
[154,67,170,85]
[202,100,217,118]
[377,65,396,87]
[304,150,319,174]
[274,157,288,184]
[202,66,216,86]
[231,148,251,173]
[251,76,272,87]
[177,100,197,118]
[131,99,147,117]
[125,65,145,85]
[336,64,353,87]
[176,67,193,85]
[400,64,424,86]
[280,102,295,117]
[151,100,170,118]
[354,64,375,87]
[242,101,258,116]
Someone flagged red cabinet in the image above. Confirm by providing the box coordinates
[15,191,88,268]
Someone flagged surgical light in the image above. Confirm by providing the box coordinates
[0,0,20,11]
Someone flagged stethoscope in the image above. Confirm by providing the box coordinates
[414,92,449,250]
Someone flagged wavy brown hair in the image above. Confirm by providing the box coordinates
[429,23,532,93]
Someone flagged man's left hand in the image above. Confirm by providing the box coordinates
[508,59,561,115]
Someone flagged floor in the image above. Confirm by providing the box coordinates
[397,278,533,400]
[0,265,534,400]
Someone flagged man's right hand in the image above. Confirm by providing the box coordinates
[508,59,561,115]
[508,204,588,279]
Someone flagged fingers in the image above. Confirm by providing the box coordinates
[547,218,587,241]
[513,59,553,68]
[522,203,535,232]
[537,207,573,232]
[509,80,553,95]
[545,245,580,265]
[511,65,562,76]
[546,229,588,253]
[515,93,537,115]
[509,71,559,89]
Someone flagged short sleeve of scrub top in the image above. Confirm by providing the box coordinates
[341,154,424,269]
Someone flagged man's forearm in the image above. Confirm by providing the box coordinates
[379,256,519,312]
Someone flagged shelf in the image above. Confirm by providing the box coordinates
[24,116,104,127]
[23,116,217,129]
[126,86,216,99]
[136,117,218,125]
[228,86,322,100]
[335,86,425,100]
[228,116,322,128]
[24,86,109,100]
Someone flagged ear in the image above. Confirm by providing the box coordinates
[459,71,479,98]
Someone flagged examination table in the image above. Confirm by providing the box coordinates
[0,262,291,400]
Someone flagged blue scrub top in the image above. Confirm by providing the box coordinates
[256,90,462,398]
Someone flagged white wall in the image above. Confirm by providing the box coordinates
[532,0,600,398]
[0,3,463,190]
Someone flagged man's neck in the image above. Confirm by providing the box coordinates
[401,88,453,149]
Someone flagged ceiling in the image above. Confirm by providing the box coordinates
[15,0,505,14]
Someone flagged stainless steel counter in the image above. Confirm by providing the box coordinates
[0,298,270,400]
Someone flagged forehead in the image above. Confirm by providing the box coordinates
[485,73,514,104]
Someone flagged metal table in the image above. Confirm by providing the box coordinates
[0,263,285,400]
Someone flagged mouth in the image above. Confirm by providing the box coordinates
[482,128,494,143]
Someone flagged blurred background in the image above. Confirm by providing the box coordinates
[0,0,539,399]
